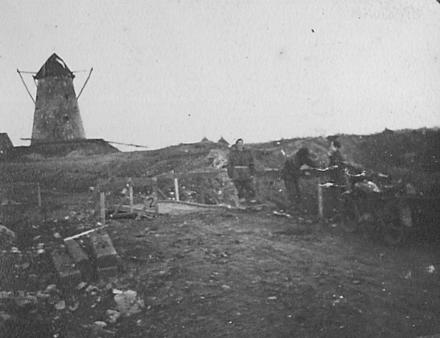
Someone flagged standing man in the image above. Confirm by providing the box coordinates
[281,147,319,207]
[227,139,256,203]
[327,139,347,186]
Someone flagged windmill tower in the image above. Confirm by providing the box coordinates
[31,53,86,144]
[18,53,92,145]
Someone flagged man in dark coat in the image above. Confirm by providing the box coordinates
[227,139,256,202]
[327,138,363,184]
[327,139,347,186]
[281,147,319,205]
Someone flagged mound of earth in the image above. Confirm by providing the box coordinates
[0,127,439,210]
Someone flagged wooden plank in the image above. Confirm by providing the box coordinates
[156,200,234,215]
[122,200,241,215]
[63,226,106,241]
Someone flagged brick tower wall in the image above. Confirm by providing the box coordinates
[31,76,86,144]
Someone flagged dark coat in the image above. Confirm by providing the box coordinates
[328,149,345,167]
[227,146,255,180]
[328,149,346,184]
[281,152,317,181]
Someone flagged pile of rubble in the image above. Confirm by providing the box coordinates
[52,228,120,285]
[0,215,147,337]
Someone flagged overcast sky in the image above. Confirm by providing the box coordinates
[1,0,439,150]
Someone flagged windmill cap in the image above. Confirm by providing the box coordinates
[34,53,74,79]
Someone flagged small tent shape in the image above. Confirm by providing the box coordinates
[200,137,213,143]
[217,137,229,146]
[383,128,394,135]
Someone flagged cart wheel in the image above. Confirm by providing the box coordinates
[340,198,359,233]
[381,200,410,245]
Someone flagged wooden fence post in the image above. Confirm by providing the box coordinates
[318,179,324,220]
[152,177,158,197]
[152,176,159,213]
[128,178,134,213]
[37,183,42,208]
[100,192,106,224]
[174,177,180,201]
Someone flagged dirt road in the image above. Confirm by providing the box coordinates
[104,210,440,338]
[2,206,440,337]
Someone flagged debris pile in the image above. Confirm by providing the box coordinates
[0,213,147,337]
[50,229,121,285]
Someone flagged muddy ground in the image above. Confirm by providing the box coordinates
[1,192,440,338]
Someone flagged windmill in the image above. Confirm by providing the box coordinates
[17,53,93,145]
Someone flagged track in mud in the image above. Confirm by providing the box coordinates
[89,211,440,337]
[2,204,440,337]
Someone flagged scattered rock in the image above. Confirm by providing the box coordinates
[76,282,88,290]
[94,321,107,328]
[114,290,145,317]
[86,285,98,293]
[45,284,58,293]
[426,265,436,274]
[68,301,80,312]
[54,300,66,311]
[106,309,121,323]
[10,247,20,254]
[36,291,50,300]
